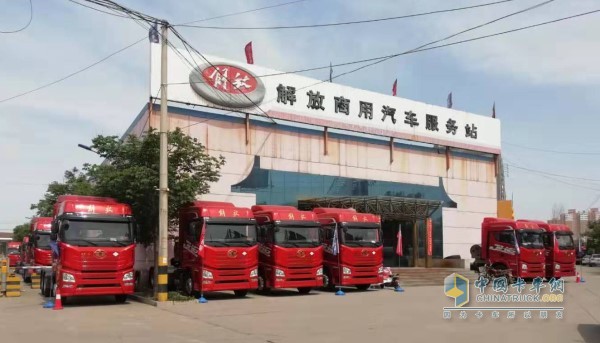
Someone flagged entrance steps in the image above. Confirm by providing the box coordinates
[391,267,479,287]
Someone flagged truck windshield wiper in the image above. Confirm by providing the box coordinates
[67,239,98,246]
[206,241,230,247]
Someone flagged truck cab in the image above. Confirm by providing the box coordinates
[251,205,323,294]
[7,241,22,267]
[314,208,383,291]
[23,217,53,282]
[471,218,545,280]
[49,195,136,303]
[531,222,575,278]
[175,201,258,297]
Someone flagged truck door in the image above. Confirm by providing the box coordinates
[489,229,518,272]
[182,219,202,268]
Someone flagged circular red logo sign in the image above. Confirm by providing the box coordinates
[361,249,369,257]
[190,63,265,108]
[227,249,238,258]
[297,250,306,258]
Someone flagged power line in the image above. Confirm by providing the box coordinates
[503,141,600,155]
[1,0,33,33]
[172,1,600,84]
[0,37,146,104]
[67,0,133,18]
[176,0,516,30]
[177,0,309,25]
[178,0,559,130]
[321,0,556,84]
[1,0,302,104]
[505,162,600,182]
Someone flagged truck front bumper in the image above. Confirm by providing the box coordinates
[58,268,134,297]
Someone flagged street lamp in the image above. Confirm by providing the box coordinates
[77,144,97,154]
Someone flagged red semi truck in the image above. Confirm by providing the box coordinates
[470,218,546,281]
[517,220,576,278]
[314,208,383,291]
[251,205,323,294]
[23,217,53,282]
[47,195,136,303]
[174,201,258,297]
[7,241,22,267]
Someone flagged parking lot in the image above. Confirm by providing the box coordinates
[1,267,599,343]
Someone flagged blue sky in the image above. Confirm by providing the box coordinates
[1,0,599,231]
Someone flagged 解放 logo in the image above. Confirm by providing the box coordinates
[189,63,265,108]
[444,273,469,307]
[94,249,107,259]
[297,250,306,258]
[227,249,238,258]
[361,249,369,257]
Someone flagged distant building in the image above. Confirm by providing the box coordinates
[549,208,599,243]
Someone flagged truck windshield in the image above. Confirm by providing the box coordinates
[274,226,320,247]
[7,248,19,255]
[62,220,133,247]
[342,227,382,247]
[555,232,575,250]
[516,230,544,249]
[205,223,257,247]
[35,232,51,250]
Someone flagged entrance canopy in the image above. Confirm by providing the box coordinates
[298,196,442,221]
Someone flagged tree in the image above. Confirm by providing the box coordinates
[85,128,225,244]
[30,168,96,217]
[585,221,600,254]
[12,222,30,242]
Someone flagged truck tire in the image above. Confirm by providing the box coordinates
[148,268,155,289]
[356,284,371,291]
[115,295,128,304]
[42,276,52,298]
[234,290,248,297]
[323,272,335,291]
[297,287,312,294]
[182,272,194,296]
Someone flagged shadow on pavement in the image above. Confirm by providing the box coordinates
[577,324,600,343]
[37,294,132,308]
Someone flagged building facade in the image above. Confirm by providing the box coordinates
[123,46,502,268]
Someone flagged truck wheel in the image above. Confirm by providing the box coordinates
[148,268,155,289]
[297,287,312,294]
[115,295,128,303]
[234,290,248,297]
[356,284,371,291]
[42,276,52,298]
[182,272,194,296]
[323,272,335,291]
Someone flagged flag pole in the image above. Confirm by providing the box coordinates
[334,224,344,296]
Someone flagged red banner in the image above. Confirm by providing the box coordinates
[245,41,254,64]
[426,218,433,256]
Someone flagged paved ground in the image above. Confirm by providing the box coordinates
[1,268,599,343]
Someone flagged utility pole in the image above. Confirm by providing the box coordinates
[157,21,169,302]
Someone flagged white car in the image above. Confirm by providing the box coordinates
[582,255,592,265]
[590,254,600,267]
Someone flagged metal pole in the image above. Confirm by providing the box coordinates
[157,22,169,302]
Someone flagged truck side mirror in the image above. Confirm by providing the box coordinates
[50,233,58,241]
[51,222,59,234]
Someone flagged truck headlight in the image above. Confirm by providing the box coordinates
[378,266,384,274]
[250,268,258,277]
[521,263,527,270]
[343,267,351,275]
[316,267,323,276]
[62,273,75,283]
[202,270,213,279]
[275,269,285,277]
[555,263,560,270]
[123,272,134,281]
